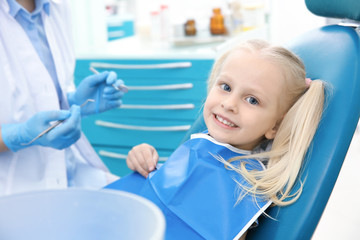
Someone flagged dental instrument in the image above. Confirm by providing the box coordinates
[89,67,129,93]
[21,99,95,145]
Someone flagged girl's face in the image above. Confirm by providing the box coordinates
[204,49,286,150]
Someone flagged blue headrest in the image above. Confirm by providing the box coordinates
[306,0,360,21]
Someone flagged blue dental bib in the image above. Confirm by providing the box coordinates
[106,132,271,239]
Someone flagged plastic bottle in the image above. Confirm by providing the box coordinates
[160,4,171,40]
[210,8,226,35]
[229,0,244,35]
[242,0,265,31]
[150,10,161,41]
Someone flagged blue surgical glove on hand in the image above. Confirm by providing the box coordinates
[1,105,81,152]
[67,71,125,116]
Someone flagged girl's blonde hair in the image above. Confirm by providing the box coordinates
[209,39,325,206]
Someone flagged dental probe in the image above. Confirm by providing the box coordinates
[21,99,95,145]
[89,67,129,93]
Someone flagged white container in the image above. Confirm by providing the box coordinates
[0,189,165,240]
[242,0,266,31]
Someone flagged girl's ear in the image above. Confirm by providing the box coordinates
[264,127,278,140]
[265,117,283,140]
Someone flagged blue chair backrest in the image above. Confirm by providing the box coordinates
[182,0,360,239]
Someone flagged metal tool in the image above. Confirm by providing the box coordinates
[21,99,95,145]
[89,67,129,93]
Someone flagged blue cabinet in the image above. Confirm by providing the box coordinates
[74,58,214,176]
[107,16,134,41]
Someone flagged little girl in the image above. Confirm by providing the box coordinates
[106,39,325,240]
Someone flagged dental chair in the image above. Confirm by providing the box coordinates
[182,0,360,239]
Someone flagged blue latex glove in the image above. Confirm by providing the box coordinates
[1,105,81,152]
[67,71,125,116]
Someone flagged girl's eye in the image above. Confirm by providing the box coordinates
[245,96,259,105]
[220,83,231,92]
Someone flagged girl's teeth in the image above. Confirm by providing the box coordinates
[216,115,236,127]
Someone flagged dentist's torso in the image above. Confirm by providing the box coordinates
[0,0,108,196]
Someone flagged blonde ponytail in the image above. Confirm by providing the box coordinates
[260,80,324,205]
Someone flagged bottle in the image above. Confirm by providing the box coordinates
[210,8,226,35]
[229,0,244,35]
[160,4,171,40]
[184,19,196,36]
[242,0,265,31]
[150,10,161,41]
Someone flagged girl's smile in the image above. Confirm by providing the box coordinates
[213,114,238,128]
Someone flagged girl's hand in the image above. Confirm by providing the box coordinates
[126,143,159,178]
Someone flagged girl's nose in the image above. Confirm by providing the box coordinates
[221,95,239,113]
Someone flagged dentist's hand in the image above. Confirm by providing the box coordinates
[126,143,159,178]
[67,71,125,116]
[1,105,81,152]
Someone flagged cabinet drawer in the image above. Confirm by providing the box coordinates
[97,99,203,121]
[94,146,132,177]
[118,80,207,102]
[73,78,208,102]
[94,145,171,177]
[75,59,214,80]
[82,116,192,149]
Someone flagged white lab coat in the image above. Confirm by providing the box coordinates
[0,0,112,196]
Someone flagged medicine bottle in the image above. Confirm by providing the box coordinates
[184,19,196,36]
[210,8,226,35]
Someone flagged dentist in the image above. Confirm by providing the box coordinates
[0,0,124,195]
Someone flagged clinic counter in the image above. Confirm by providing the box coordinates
[76,36,218,60]
[75,26,268,60]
